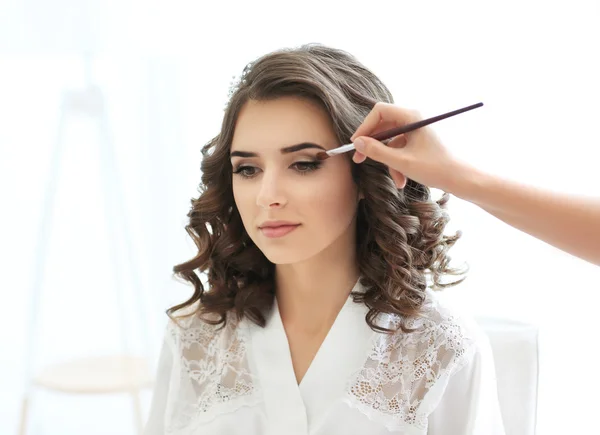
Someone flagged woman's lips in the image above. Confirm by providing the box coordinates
[259,224,300,238]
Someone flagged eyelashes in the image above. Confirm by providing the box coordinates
[232,161,323,179]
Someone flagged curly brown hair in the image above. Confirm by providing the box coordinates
[168,43,466,334]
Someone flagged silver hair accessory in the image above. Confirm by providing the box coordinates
[224,61,254,110]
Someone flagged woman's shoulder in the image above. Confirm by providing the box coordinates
[422,291,487,341]
[346,291,492,431]
[378,290,488,367]
[164,301,243,351]
[158,303,259,428]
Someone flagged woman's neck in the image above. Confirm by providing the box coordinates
[274,243,360,335]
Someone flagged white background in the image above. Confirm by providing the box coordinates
[0,0,598,433]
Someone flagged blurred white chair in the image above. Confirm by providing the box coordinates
[477,317,539,435]
[18,69,153,435]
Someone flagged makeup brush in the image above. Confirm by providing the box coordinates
[316,102,483,161]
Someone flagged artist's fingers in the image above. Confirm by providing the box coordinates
[353,135,408,172]
[387,134,408,149]
[352,145,407,188]
[387,136,409,189]
[352,150,366,163]
[353,135,406,165]
[351,102,421,141]
[389,168,407,189]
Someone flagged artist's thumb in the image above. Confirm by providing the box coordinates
[353,136,406,171]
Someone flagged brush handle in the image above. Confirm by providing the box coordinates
[369,102,483,142]
[322,102,484,158]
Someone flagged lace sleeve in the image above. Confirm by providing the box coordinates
[426,324,505,434]
[344,301,494,432]
[155,311,261,434]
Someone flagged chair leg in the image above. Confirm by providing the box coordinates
[131,390,144,435]
[17,394,30,435]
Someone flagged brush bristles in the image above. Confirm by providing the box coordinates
[316,143,355,160]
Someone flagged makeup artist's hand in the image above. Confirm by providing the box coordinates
[352,103,600,266]
[351,102,467,192]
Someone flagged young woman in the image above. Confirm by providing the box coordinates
[143,44,505,435]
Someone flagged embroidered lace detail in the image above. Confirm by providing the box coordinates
[164,307,260,434]
[345,297,476,431]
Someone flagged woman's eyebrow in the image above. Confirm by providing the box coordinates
[230,142,326,158]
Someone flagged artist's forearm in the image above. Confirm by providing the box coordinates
[450,164,600,266]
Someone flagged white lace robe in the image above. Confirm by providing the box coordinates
[143,281,505,435]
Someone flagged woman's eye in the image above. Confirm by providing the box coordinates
[292,161,322,174]
[232,161,322,178]
[232,166,259,178]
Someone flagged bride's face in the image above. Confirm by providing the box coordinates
[230,96,360,265]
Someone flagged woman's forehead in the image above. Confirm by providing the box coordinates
[231,97,337,153]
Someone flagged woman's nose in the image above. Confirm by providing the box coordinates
[256,173,287,209]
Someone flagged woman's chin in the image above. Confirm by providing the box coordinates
[260,247,314,266]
